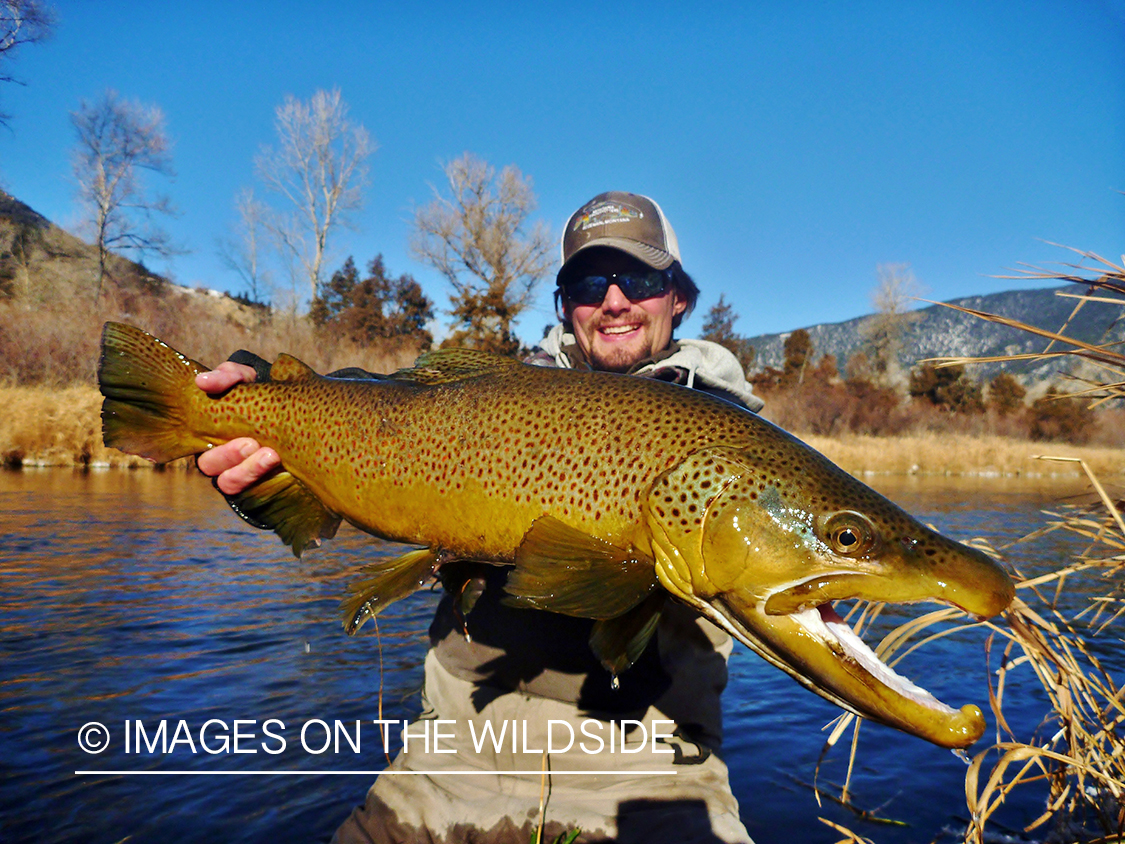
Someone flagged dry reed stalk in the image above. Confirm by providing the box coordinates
[819,502,1124,843]
[818,816,879,844]
[924,246,1125,407]
[817,244,1125,843]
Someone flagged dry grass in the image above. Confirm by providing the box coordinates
[805,432,1123,479]
[0,384,150,467]
[832,467,1125,844]
[818,244,1125,844]
[0,283,423,387]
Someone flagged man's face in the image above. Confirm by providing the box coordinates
[561,249,688,373]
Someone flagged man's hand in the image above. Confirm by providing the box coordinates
[195,362,281,495]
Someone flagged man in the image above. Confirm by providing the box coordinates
[198,191,762,843]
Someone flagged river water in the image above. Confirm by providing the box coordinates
[0,469,1118,843]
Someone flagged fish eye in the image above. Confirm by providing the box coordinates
[822,512,877,556]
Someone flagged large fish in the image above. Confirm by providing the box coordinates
[98,322,1014,749]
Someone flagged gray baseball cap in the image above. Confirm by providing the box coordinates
[560,191,682,274]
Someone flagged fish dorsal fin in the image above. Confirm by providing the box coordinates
[340,548,440,635]
[270,354,317,382]
[589,592,666,677]
[224,469,341,557]
[504,516,658,619]
[393,348,521,384]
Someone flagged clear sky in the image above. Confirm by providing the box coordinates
[1,1,1122,346]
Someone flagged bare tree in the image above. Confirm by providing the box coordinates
[411,152,553,355]
[217,187,272,306]
[860,262,922,389]
[0,0,54,125]
[255,88,373,304]
[70,90,177,297]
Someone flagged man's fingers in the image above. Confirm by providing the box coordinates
[197,438,260,477]
[214,448,281,497]
[196,362,258,395]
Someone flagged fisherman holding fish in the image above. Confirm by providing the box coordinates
[196,192,766,842]
[113,192,1011,842]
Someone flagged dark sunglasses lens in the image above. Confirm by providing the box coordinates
[563,275,609,305]
[619,271,671,300]
[563,271,670,305]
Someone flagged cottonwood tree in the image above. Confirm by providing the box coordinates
[0,0,54,125]
[255,88,374,305]
[781,328,814,388]
[411,152,553,355]
[217,187,272,306]
[861,262,921,389]
[70,90,176,297]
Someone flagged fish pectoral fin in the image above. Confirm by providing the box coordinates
[438,563,489,617]
[392,348,521,384]
[341,548,440,635]
[224,470,340,558]
[269,354,318,382]
[590,592,666,677]
[504,516,658,618]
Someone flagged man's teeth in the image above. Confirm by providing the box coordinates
[601,325,639,335]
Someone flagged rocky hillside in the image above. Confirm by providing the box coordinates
[745,284,1125,387]
[0,189,258,323]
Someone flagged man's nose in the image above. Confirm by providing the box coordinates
[601,284,631,313]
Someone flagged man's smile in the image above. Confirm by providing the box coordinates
[598,323,643,337]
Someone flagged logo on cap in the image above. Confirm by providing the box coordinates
[571,201,645,232]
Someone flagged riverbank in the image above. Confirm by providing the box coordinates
[2,385,1121,476]
[1,385,154,467]
[803,431,1122,478]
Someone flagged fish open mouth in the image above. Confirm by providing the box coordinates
[803,603,957,716]
[701,592,985,748]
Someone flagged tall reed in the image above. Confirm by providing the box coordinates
[822,246,1125,844]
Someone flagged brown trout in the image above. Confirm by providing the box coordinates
[98,322,1014,749]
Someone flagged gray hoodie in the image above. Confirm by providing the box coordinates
[529,324,764,412]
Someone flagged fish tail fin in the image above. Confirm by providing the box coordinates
[98,322,211,463]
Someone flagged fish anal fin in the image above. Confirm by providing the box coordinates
[225,470,340,557]
[393,348,521,384]
[270,354,318,382]
[590,592,666,677]
[341,548,439,635]
[505,516,657,619]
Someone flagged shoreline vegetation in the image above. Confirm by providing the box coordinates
[2,383,1120,477]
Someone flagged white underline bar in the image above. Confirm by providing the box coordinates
[75,770,676,776]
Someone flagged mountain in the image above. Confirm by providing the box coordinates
[743,284,1125,386]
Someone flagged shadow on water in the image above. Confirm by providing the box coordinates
[0,470,1107,843]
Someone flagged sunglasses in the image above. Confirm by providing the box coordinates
[560,269,674,306]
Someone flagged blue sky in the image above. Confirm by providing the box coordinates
[1,1,1122,346]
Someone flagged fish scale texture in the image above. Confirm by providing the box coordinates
[185,357,975,572]
[196,365,770,555]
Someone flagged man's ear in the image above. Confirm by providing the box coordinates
[672,291,689,317]
[556,289,572,324]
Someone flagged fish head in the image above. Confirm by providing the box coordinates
[643,441,1015,749]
